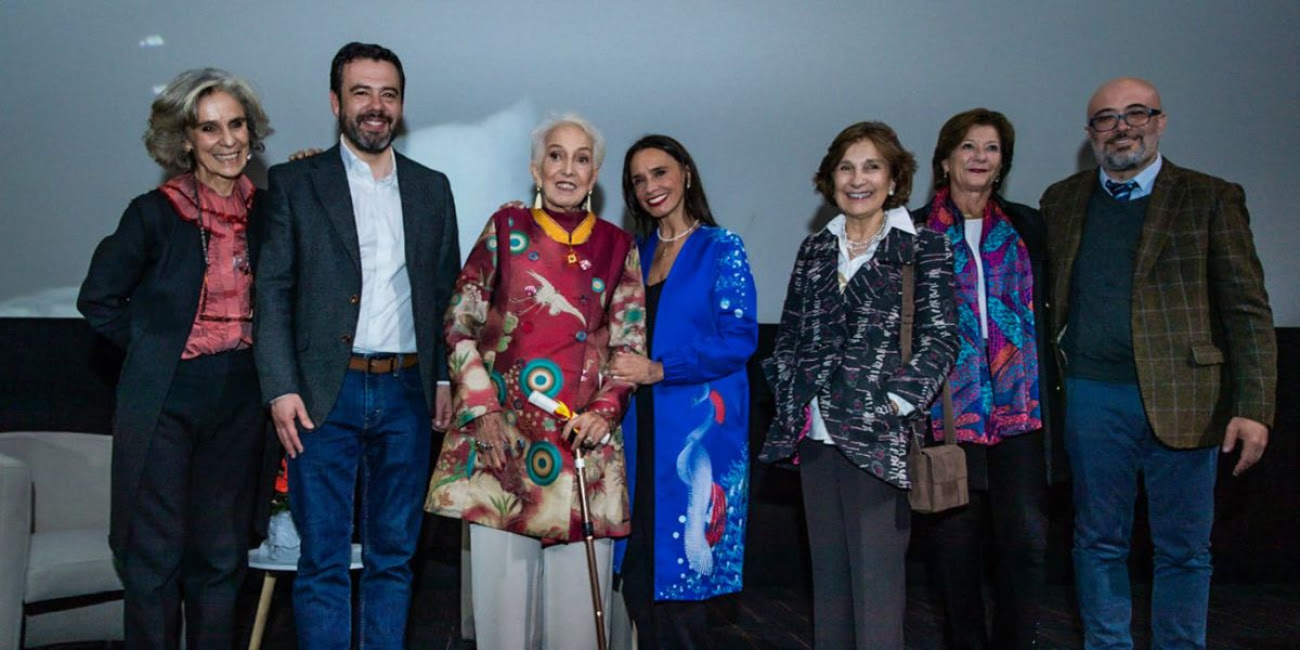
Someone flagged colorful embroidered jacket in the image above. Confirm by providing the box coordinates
[759,225,957,488]
[425,207,646,542]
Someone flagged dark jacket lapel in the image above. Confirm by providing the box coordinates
[1047,172,1096,334]
[840,226,912,309]
[311,145,361,272]
[396,152,432,269]
[247,188,264,269]
[805,229,844,322]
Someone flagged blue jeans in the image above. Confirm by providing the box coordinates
[1065,377,1217,650]
[288,363,430,650]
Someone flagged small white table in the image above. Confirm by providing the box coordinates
[246,543,363,650]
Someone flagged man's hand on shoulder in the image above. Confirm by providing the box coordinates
[288,147,325,162]
[270,393,315,458]
[1222,416,1268,476]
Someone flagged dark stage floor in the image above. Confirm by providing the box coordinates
[36,543,1300,650]
[219,537,1300,650]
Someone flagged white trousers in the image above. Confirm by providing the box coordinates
[469,523,614,650]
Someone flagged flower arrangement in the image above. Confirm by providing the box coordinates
[264,457,299,560]
[271,457,289,514]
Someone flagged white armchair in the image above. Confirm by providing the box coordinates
[0,431,123,649]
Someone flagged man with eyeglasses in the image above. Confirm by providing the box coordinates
[1040,77,1275,649]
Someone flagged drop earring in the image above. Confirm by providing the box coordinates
[533,186,543,210]
[583,191,593,213]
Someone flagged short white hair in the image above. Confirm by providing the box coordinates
[530,112,605,169]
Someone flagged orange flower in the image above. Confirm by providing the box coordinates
[275,458,289,495]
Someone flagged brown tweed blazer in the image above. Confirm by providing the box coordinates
[1040,160,1276,448]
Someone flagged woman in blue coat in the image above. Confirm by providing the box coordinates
[609,134,758,649]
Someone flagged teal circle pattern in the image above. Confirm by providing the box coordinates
[526,441,562,486]
[591,277,605,293]
[509,231,530,254]
[522,359,562,398]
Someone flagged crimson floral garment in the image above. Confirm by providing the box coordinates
[426,207,646,542]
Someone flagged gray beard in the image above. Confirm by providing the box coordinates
[1094,138,1147,173]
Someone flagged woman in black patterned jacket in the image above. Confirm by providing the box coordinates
[760,121,957,650]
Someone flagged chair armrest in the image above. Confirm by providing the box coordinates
[0,453,32,650]
[0,432,111,532]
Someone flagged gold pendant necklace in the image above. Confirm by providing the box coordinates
[532,209,596,265]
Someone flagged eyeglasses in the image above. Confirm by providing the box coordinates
[1088,106,1163,132]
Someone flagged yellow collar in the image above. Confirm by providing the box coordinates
[532,209,596,265]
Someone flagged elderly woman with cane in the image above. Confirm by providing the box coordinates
[425,113,645,650]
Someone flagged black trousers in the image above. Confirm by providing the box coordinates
[918,430,1049,650]
[117,349,265,650]
[621,389,711,650]
[799,439,911,650]
[620,578,710,650]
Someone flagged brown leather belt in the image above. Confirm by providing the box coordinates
[348,353,418,374]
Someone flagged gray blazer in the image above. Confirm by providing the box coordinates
[254,145,460,425]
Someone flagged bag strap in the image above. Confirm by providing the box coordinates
[899,264,957,447]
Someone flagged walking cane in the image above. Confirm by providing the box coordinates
[527,391,609,650]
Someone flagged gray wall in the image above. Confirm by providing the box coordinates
[2,0,1296,324]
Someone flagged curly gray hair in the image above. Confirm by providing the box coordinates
[143,68,273,172]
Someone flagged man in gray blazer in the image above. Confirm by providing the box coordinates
[254,42,459,650]
[1041,77,1275,650]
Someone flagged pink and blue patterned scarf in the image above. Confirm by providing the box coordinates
[926,187,1040,444]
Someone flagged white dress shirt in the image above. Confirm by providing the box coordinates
[340,139,417,354]
[964,217,989,339]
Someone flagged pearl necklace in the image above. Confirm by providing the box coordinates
[844,220,887,257]
[656,220,699,243]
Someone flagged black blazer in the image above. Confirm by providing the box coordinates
[912,195,1066,483]
[253,145,460,425]
[78,188,275,550]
